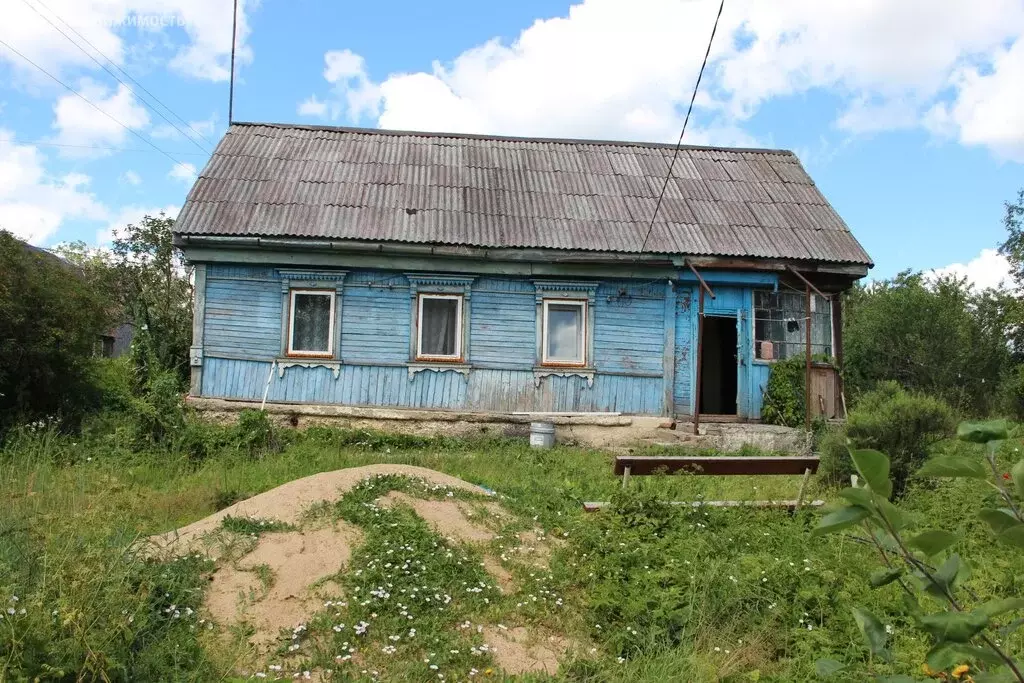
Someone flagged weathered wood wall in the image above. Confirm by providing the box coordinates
[195,264,778,418]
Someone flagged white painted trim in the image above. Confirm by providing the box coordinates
[287,289,336,357]
[541,298,587,366]
[416,293,463,361]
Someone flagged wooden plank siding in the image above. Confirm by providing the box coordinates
[197,263,777,418]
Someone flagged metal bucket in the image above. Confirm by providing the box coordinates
[529,421,555,449]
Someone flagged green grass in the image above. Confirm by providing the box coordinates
[1,420,1022,681]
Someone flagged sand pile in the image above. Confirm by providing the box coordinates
[151,464,575,676]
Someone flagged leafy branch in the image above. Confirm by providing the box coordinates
[814,420,1024,683]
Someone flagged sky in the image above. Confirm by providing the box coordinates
[1,0,1022,287]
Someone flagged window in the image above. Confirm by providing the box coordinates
[542,299,586,365]
[753,290,832,361]
[417,294,463,360]
[288,289,335,357]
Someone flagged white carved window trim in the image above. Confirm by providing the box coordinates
[541,298,588,367]
[416,293,464,362]
[287,289,336,358]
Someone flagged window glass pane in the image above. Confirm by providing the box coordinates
[753,290,832,360]
[421,297,459,356]
[546,303,583,362]
[292,293,332,352]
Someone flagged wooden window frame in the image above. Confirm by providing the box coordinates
[415,293,464,362]
[286,288,336,358]
[541,298,588,367]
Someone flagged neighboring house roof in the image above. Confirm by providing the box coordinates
[174,122,872,266]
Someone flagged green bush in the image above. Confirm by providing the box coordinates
[234,408,276,457]
[999,364,1024,421]
[818,382,955,497]
[760,356,806,428]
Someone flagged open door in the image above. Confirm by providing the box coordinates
[699,315,738,416]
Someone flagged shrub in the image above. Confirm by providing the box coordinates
[818,382,954,497]
[234,408,276,457]
[760,357,806,428]
[999,364,1024,421]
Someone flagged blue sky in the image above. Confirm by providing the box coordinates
[1,0,1022,286]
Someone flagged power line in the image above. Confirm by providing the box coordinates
[8,140,211,156]
[0,36,189,167]
[20,0,213,154]
[637,0,726,256]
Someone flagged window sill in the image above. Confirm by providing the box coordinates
[276,358,342,379]
[407,362,472,380]
[533,366,595,388]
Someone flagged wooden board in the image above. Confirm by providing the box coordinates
[583,499,826,512]
[613,455,820,476]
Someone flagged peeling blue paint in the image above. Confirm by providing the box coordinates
[197,264,778,418]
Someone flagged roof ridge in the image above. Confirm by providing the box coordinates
[228,120,797,157]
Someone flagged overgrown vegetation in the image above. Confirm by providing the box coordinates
[1,411,1022,680]
[813,419,1024,681]
[819,382,956,497]
[760,356,807,428]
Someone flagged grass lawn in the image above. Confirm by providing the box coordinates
[1,423,1022,681]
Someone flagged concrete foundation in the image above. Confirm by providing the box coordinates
[189,397,808,454]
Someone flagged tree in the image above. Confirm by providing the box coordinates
[0,231,110,431]
[843,272,1012,415]
[998,188,1024,289]
[110,214,193,386]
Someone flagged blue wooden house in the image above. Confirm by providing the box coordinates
[174,123,871,422]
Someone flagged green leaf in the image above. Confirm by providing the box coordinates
[814,659,846,678]
[902,591,923,617]
[811,505,871,537]
[917,456,988,479]
[979,508,1022,535]
[927,642,1003,671]
[998,524,1024,549]
[957,419,1008,443]
[922,554,960,598]
[852,606,889,658]
[907,529,958,557]
[919,610,989,643]
[973,670,1020,683]
[869,567,903,588]
[1013,458,1024,499]
[975,597,1024,619]
[850,449,892,497]
[875,496,907,531]
[838,486,876,508]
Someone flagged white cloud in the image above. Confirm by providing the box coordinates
[930,248,1013,291]
[0,130,107,244]
[297,95,328,118]
[96,204,178,244]
[924,39,1024,162]
[298,0,1024,156]
[0,0,255,83]
[168,161,196,183]
[52,80,149,155]
[120,169,142,186]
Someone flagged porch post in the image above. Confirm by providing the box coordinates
[189,263,207,396]
[805,282,812,433]
[694,286,704,436]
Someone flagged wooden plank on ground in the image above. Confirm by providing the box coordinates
[582,499,826,512]
[612,455,820,477]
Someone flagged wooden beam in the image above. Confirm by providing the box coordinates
[786,265,829,298]
[612,455,821,476]
[805,282,812,432]
[694,285,704,436]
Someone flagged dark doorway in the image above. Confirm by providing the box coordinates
[700,316,738,415]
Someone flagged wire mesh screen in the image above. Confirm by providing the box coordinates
[753,290,832,361]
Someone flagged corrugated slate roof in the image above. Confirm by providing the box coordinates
[174,122,872,265]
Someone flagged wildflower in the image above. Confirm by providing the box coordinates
[952,664,970,679]
[1004,472,1012,481]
